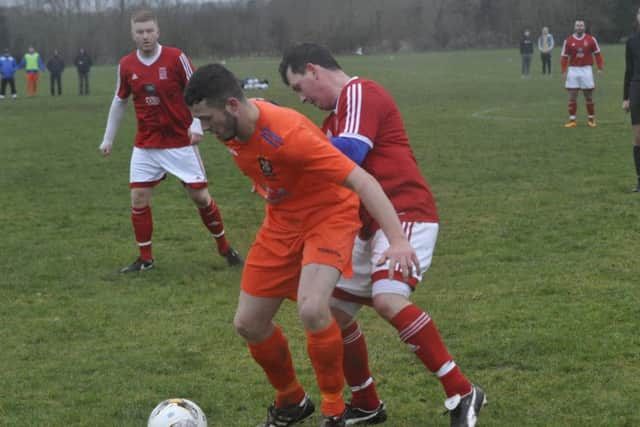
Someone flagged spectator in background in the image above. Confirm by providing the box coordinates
[46,49,65,96]
[538,26,555,75]
[19,46,45,96]
[520,29,534,78]
[74,48,92,95]
[0,48,18,100]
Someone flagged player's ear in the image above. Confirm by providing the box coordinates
[305,63,318,79]
[225,97,240,114]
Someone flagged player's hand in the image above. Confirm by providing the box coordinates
[597,69,603,75]
[190,131,203,145]
[99,141,112,156]
[376,237,420,282]
[623,100,630,112]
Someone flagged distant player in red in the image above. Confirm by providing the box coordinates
[184,63,419,427]
[280,43,485,427]
[561,20,603,128]
[99,9,242,272]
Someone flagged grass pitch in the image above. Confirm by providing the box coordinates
[1,45,638,426]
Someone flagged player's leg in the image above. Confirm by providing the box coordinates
[121,148,167,272]
[0,78,6,98]
[298,263,347,423]
[330,235,386,425]
[10,78,16,98]
[630,86,640,193]
[163,143,243,265]
[239,235,315,426]
[371,223,485,426]
[565,89,579,127]
[184,185,242,266]
[584,89,596,127]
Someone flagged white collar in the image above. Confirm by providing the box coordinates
[573,33,586,40]
[137,44,162,66]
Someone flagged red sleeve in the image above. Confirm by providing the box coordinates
[335,80,380,149]
[115,63,130,99]
[561,56,568,74]
[592,37,603,69]
[595,53,603,70]
[176,50,195,87]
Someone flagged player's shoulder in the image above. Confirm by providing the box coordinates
[119,51,138,66]
[161,45,185,58]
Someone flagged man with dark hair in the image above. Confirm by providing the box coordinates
[99,9,243,272]
[184,63,420,427]
[46,49,65,96]
[279,43,485,427]
[74,48,92,95]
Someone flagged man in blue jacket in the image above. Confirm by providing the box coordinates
[0,48,18,99]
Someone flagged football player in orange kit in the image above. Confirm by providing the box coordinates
[184,63,419,427]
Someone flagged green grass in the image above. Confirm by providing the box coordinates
[1,45,639,426]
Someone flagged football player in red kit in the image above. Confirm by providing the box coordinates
[99,9,243,272]
[280,43,485,427]
[561,20,603,128]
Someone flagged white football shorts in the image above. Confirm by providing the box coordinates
[129,145,208,188]
[565,66,595,90]
[331,222,439,316]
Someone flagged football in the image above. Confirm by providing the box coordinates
[148,398,208,427]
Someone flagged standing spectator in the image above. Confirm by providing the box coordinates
[46,49,65,96]
[19,46,45,96]
[622,7,640,192]
[520,29,534,78]
[0,48,18,100]
[561,19,603,128]
[74,48,92,95]
[538,26,555,75]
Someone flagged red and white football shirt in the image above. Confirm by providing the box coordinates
[115,45,195,149]
[322,77,439,236]
[561,33,603,71]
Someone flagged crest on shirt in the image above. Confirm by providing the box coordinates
[258,156,275,177]
[158,67,168,80]
[143,83,157,95]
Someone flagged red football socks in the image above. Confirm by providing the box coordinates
[131,206,153,260]
[341,322,381,411]
[198,200,230,255]
[391,304,471,397]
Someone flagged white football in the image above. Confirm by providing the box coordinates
[148,398,208,427]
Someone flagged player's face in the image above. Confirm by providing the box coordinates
[131,20,160,55]
[285,66,335,111]
[574,21,585,35]
[190,101,239,142]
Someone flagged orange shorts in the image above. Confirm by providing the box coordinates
[241,215,360,300]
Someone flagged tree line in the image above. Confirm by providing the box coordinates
[0,0,638,64]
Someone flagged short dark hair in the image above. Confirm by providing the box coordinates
[184,63,246,108]
[278,43,341,86]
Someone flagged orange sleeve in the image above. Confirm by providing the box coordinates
[282,123,356,184]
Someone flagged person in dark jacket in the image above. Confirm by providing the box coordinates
[623,7,640,192]
[74,48,92,95]
[520,29,534,78]
[0,48,18,99]
[46,49,65,96]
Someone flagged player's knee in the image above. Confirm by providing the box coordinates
[233,313,265,341]
[298,300,329,330]
[372,293,410,321]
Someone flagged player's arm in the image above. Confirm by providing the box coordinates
[330,136,371,165]
[592,36,603,71]
[342,165,419,280]
[99,64,129,156]
[176,51,203,144]
[560,39,569,74]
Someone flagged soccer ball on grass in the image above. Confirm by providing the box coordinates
[148,398,207,427]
